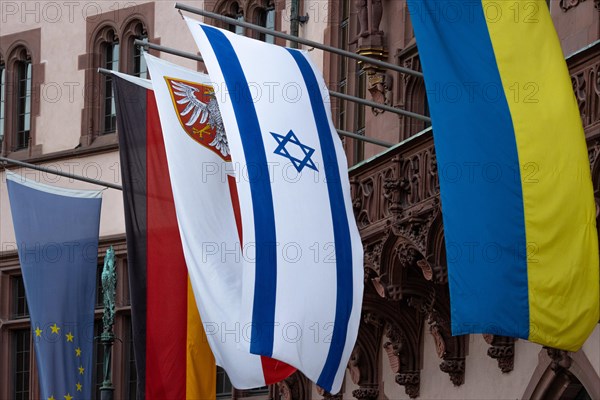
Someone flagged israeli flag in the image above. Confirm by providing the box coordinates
[185,18,364,393]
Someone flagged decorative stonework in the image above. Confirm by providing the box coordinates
[546,348,573,371]
[276,372,311,400]
[439,359,466,386]
[352,387,379,400]
[569,53,599,134]
[560,0,587,11]
[316,386,343,400]
[484,335,515,373]
[395,371,420,398]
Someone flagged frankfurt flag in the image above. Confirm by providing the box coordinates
[144,54,295,389]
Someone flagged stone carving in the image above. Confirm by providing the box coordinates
[560,0,588,11]
[546,347,573,371]
[484,335,515,373]
[354,0,383,39]
[317,386,343,400]
[352,387,379,400]
[570,59,599,132]
[439,359,465,386]
[368,73,393,112]
[395,372,420,398]
[276,372,311,400]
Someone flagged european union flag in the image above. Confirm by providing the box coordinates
[6,171,102,400]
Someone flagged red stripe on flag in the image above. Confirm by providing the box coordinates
[227,175,243,244]
[227,175,296,384]
[145,90,188,398]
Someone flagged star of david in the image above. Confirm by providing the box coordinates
[271,130,318,173]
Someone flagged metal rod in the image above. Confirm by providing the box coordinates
[330,91,431,123]
[0,157,123,190]
[174,3,424,78]
[133,40,431,122]
[98,67,113,75]
[134,39,204,62]
[337,130,393,148]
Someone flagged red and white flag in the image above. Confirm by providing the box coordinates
[144,53,295,389]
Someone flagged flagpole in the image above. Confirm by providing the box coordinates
[133,39,432,124]
[174,3,424,79]
[0,157,123,190]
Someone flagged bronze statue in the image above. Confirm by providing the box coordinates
[101,245,116,333]
[100,246,116,400]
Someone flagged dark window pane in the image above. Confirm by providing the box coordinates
[102,40,119,134]
[216,367,232,398]
[132,36,148,79]
[12,275,29,318]
[15,60,31,150]
[1,63,5,140]
[13,329,31,400]
[355,70,366,163]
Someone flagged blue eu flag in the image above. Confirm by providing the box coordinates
[6,171,102,400]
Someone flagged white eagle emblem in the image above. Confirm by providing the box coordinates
[171,80,230,158]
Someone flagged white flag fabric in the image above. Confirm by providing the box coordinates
[184,18,364,393]
[144,53,294,389]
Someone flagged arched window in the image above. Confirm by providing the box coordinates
[226,2,245,35]
[123,20,148,78]
[8,47,32,151]
[79,3,154,146]
[253,2,275,43]
[101,31,119,134]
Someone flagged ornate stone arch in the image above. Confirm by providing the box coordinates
[423,206,447,284]
[522,348,600,399]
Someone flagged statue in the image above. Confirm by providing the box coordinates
[100,246,116,400]
[355,0,383,39]
[101,245,116,333]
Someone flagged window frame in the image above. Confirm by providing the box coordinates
[0,29,43,160]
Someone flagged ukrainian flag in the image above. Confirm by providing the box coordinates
[407,0,599,350]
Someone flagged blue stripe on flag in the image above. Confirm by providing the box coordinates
[201,25,277,356]
[406,0,529,337]
[286,49,353,391]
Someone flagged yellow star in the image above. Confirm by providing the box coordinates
[50,323,60,334]
[66,332,74,342]
[48,396,55,400]
[78,366,84,375]
[35,327,43,337]
[75,347,81,357]
[64,394,72,400]
[76,383,82,392]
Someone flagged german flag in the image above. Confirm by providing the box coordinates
[112,71,215,399]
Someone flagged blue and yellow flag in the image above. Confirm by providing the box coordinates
[6,171,102,400]
[407,0,599,350]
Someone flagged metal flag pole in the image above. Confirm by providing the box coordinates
[174,3,424,79]
[0,157,123,190]
[100,65,394,148]
[133,39,431,124]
